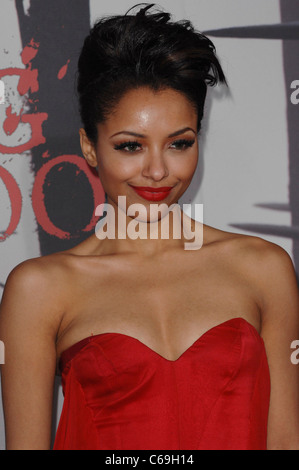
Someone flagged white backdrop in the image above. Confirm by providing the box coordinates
[0,0,294,449]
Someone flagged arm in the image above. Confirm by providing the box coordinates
[0,258,63,450]
[248,239,299,450]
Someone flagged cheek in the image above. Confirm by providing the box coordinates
[98,156,138,182]
[172,153,198,180]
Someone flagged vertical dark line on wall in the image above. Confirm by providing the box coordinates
[280,0,299,274]
[15,0,94,255]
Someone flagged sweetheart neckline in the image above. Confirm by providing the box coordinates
[58,317,264,372]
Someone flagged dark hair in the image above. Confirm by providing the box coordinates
[77,3,227,145]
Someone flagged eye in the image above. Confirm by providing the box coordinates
[170,139,195,150]
[114,141,142,153]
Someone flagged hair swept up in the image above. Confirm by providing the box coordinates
[77,3,227,144]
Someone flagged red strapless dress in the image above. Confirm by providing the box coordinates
[53,317,270,450]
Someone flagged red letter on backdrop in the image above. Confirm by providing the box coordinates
[31,155,105,238]
[0,166,22,241]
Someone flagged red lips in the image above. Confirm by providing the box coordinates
[131,186,173,192]
[130,185,173,201]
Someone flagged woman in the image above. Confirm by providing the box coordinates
[1,3,299,450]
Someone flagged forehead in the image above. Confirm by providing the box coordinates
[99,87,197,135]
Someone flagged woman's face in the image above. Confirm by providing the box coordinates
[80,86,199,220]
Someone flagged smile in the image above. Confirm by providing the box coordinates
[129,185,173,201]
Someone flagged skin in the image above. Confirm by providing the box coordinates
[0,86,299,449]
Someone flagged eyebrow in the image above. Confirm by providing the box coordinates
[109,127,196,139]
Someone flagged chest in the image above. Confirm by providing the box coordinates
[57,251,260,363]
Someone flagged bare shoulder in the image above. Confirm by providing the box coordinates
[3,250,74,296]
[224,232,297,283]
[205,225,298,310]
[219,229,298,318]
[0,250,78,335]
[240,235,299,316]
[206,224,294,271]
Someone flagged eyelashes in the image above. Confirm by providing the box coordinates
[114,141,141,152]
[113,138,196,153]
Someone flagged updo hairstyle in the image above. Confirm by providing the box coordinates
[77,3,227,145]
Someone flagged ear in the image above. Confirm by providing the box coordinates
[79,128,97,167]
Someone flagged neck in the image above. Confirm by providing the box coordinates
[94,196,203,256]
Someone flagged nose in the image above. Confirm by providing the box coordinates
[141,147,169,181]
